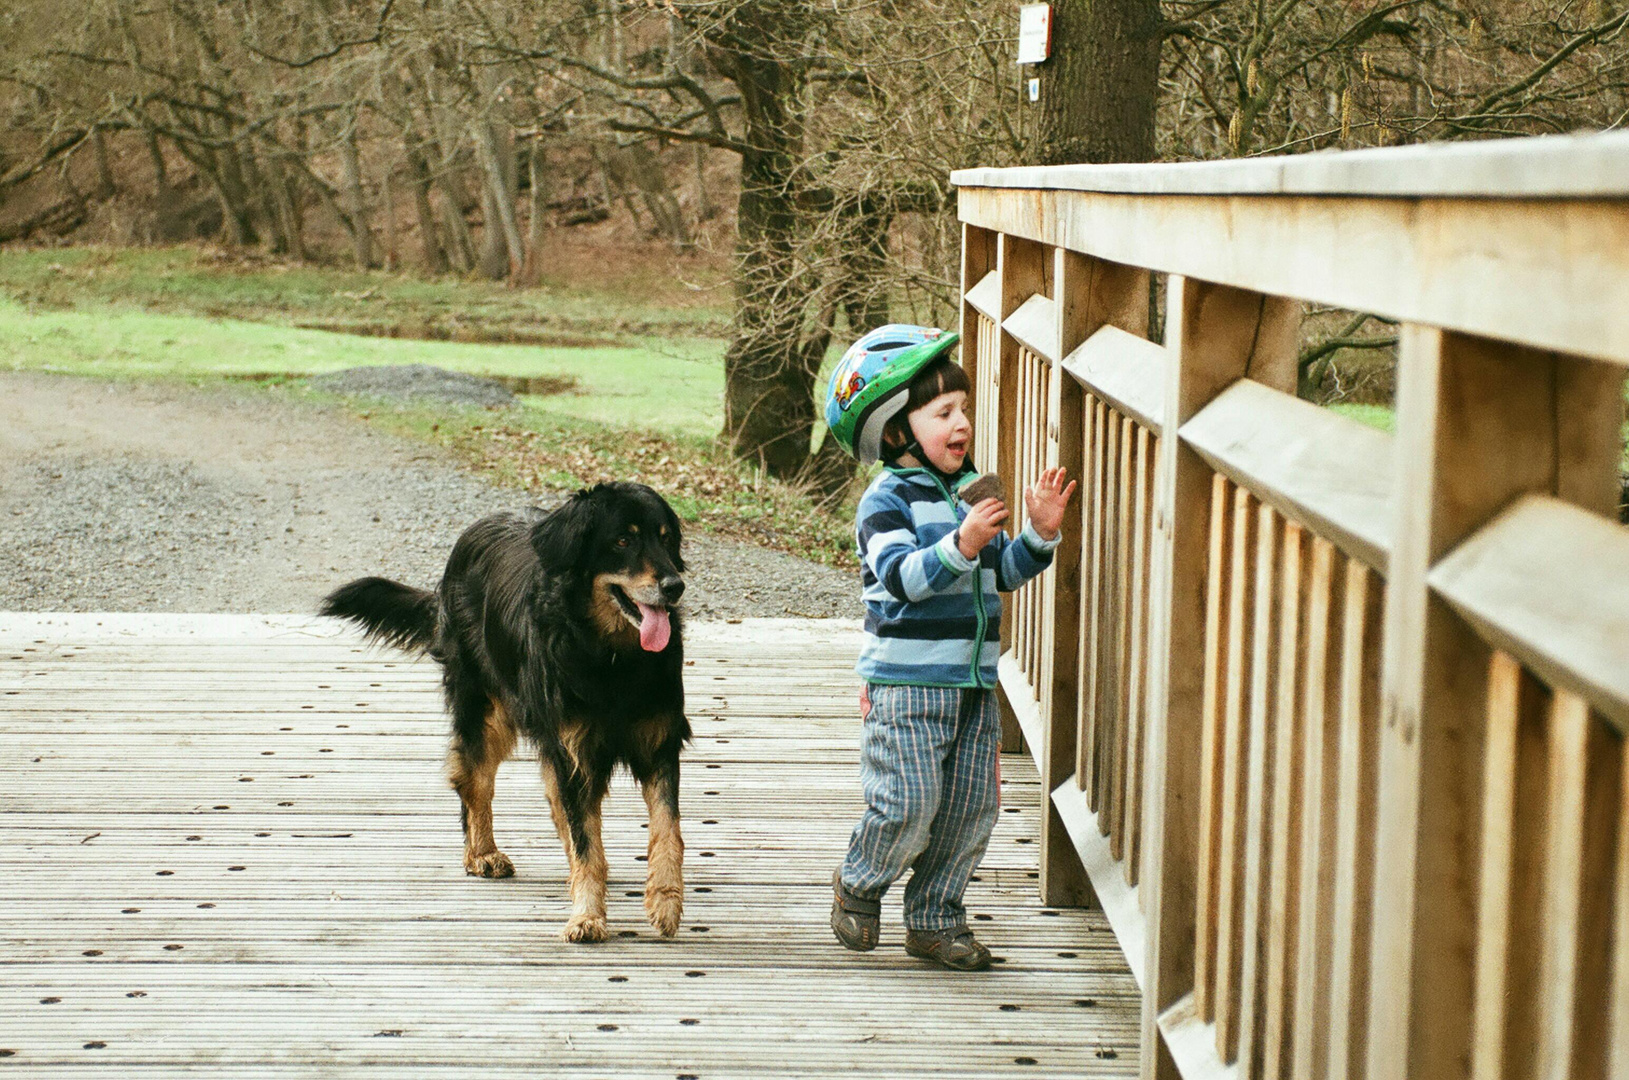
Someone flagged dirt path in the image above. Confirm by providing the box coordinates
[0,371,859,619]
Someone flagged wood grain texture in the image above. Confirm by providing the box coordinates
[0,615,1141,1077]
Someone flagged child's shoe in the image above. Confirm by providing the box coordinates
[904,925,992,971]
[831,871,880,951]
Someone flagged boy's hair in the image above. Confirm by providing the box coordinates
[880,357,972,459]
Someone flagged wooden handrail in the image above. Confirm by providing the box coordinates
[1181,380,1392,573]
[1430,495,1629,733]
[954,132,1629,1080]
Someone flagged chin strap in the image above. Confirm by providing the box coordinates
[882,436,925,467]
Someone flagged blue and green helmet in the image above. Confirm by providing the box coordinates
[823,324,961,466]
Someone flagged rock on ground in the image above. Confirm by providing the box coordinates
[306,364,517,408]
[0,371,860,620]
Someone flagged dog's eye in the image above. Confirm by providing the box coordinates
[615,536,631,549]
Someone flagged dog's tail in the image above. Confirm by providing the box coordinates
[320,577,438,653]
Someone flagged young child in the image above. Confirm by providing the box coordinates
[821,324,1075,971]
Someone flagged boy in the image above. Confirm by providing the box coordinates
[821,324,1075,971]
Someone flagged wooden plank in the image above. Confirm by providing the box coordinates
[1004,294,1059,364]
[1181,379,1392,573]
[957,185,1629,367]
[1233,503,1283,1073]
[1096,407,1124,819]
[1015,351,1034,676]
[1537,691,1621,1080]
[1061,327,1168,436]
[1211,486,1258,1061]
[1325,561,1382,1080]
[1471,650,1549,1080]
[1261,522,1309,1080]
[1612,746,1629,1080]
[1288,538,1342,1080]
[1082,395,1107,796]
[961,224,997,456]
[976,313,1000,471]
[1106,414,1135,855]
[1193,473,1232,1024]
[0,615,1141,1078]
[952,130,1629,198]
[1123,427,1155,888]
[964,267,1002,324]
[1430,495,1629,734]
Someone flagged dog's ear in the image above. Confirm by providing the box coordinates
[532,491,598,571]
[661,501,685,572]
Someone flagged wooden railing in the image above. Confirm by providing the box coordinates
[952,132,1629,1080]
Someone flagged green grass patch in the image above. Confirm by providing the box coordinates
[1326,402,1395,432]
[0,295,725,439]
[0,244,731,343]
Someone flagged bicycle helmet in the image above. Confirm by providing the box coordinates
[824,324,961,466]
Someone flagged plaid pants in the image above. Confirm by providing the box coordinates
[838,683,1001,931]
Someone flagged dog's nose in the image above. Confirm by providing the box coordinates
[660,575,685,603]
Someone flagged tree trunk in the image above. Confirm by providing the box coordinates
[521,139,549,286]
[91,127,116,199]
[719,43,823,480]
[339,110,377,268]
[476,119,524,281]
[382,167,399,271]
[1034,0,1162,164]
[436,168,479,272]
[404,141,448,274]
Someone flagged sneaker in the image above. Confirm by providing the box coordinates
[830,871,881,951]
[904,925,992,971]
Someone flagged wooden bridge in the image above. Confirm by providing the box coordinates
[0,614,1138,1077]
[3,130,1628,1080]
[953,130,1629,1080]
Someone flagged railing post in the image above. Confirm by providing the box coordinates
[1365,327,1625,1080]
[960,223,996,424]
[996,232,1047,753]
[1033,249,1151,907]
[1141,277,1299,1080]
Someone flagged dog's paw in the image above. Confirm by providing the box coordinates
[645,888,683,937]
[464,851,515,879]
[562,913,609,943]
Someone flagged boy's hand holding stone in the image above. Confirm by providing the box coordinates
[1025,467,1077,541]
[957,498,1009,560]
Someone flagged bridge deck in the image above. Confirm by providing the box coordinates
[0,615,1138,1078]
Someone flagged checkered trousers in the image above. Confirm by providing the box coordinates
[838,683,1001,931]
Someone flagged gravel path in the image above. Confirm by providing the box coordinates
[0,371,860,620]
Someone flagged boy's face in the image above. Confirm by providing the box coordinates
[904,389,971,474]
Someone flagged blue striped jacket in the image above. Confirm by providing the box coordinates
[855,466,1059,688]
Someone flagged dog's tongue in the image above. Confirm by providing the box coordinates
[635,602,671,652]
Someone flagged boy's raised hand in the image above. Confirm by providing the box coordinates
[1025,467,1077,540]
[957,498,1009,560]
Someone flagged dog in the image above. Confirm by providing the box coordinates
[320,482,689,942]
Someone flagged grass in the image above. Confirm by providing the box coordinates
[0,243,858,567]
[0,245,732,339]
[1326,402,1395,432]
[0,296,726,437]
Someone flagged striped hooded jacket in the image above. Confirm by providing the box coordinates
[855,465,1059,688]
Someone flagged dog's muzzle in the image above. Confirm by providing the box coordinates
[611,582,679,652]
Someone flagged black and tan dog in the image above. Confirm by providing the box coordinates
[321,482,689,942]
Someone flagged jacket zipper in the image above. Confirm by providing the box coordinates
[909,467,990,689]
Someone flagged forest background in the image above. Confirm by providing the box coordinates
[2,0,1625,552]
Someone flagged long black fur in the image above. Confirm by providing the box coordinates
[321,482,690,929]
